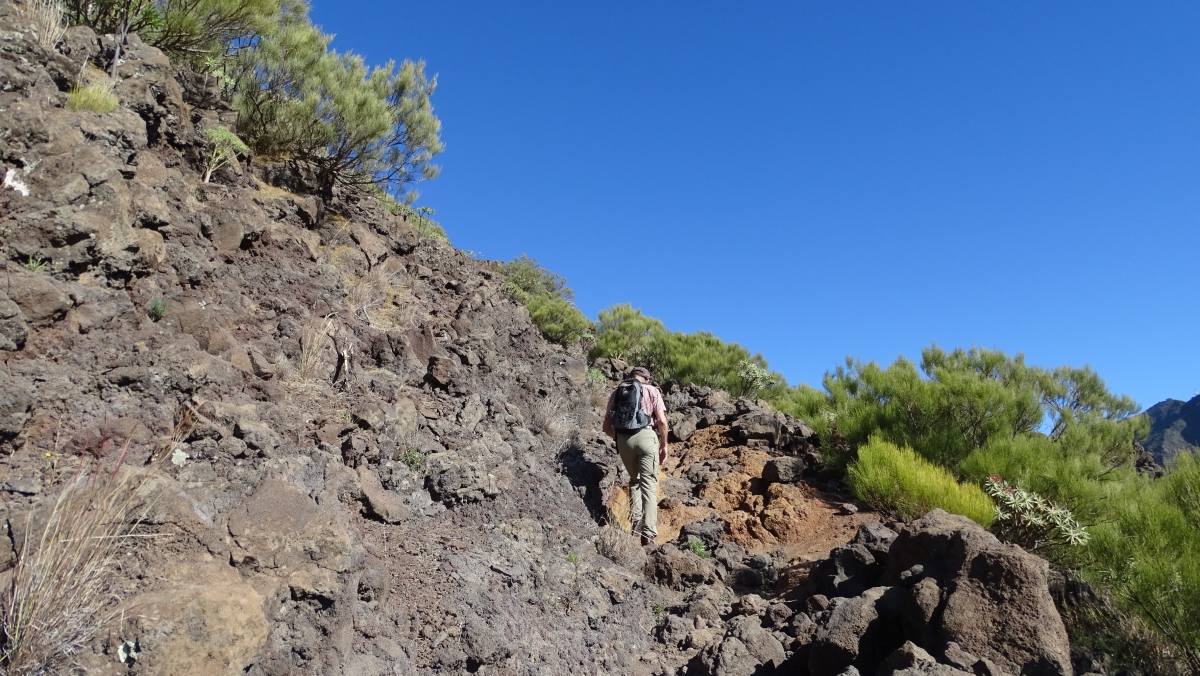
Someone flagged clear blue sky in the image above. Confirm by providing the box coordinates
[311,1,1200,409]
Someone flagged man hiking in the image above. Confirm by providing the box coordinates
[602,367,669,546]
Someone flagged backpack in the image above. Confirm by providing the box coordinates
[612,378,651,432]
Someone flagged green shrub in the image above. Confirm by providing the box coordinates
[685,536,709,559]
[846,437,994,526]
[984,475,1089,551]
[399,448,424,471]
[504,254,572,300]
[502,255,593,346]
[523,295,593,345]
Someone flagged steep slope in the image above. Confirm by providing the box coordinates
[1142,396,1200,464]
[0,5,1087,676]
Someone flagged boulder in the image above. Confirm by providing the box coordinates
[121,561,268,676]
[680,514,725,551]
[424,452,498,504]
[0,293,28,351]
[884,510,1072,676]
[808,586,906,676]
[227,479,355,572]
[762,456,805,483]
[357,466,410,523]
[731,411,789,447]
[812,544,882,598]
[691,615,786,676]
[879,641,974,676]
[647,544,720,590]
[850,522,899,561]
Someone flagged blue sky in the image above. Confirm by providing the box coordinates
[311,1,1200,408]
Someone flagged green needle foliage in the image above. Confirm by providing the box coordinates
[231,10,443,200]
[63,0,290,68]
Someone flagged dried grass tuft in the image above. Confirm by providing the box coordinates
[23,0,65,49]
[529,396,576,451]
[344,267,413,329]
[289,317,334,386]
[596,525,644,569]
[0,412,188,675]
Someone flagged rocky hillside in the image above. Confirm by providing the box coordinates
[1142,395,1200,464]
[0,3,1094,675]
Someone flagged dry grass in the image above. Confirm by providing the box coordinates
[22,0,65,49]
[344,267,415,329]
[529,396,577,451]
[288,317,334,387]
[587,381,610,410]
[596,526,645,569]
[0,411,191,675]
[252,178,300,200]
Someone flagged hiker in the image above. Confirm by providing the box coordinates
[602,366,669,546]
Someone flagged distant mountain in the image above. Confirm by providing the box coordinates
[1142,395,1200,464]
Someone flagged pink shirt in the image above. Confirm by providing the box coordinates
[605,382,666,423]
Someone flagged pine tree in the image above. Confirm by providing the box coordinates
[232,12,443,200]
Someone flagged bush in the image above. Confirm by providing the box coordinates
[589,304,783,395]
[846,437,995,526]
[502,255,593,345]
[1088,455,1200,673]
[232,11,443,199]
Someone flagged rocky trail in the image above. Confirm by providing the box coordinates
[0,3,1089,675]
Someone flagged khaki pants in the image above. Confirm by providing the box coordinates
[617,428,659,542]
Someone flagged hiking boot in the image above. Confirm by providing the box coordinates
[640,535,652,547]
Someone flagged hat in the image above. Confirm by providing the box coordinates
[630,367,652,381]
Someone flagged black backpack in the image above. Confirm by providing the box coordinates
[612,378,651,432]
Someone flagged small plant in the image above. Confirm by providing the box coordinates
[147,298,167,321]
[685,536,710,559]
[23,257,46,273]
[565,552,581,565]
[984,475,1089,550]
[202,127,249,183]
[67,68,117,114]
[399,448,424,471]
[651,602,664,615]
[585,368,606,387]
[737,358,775,397]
